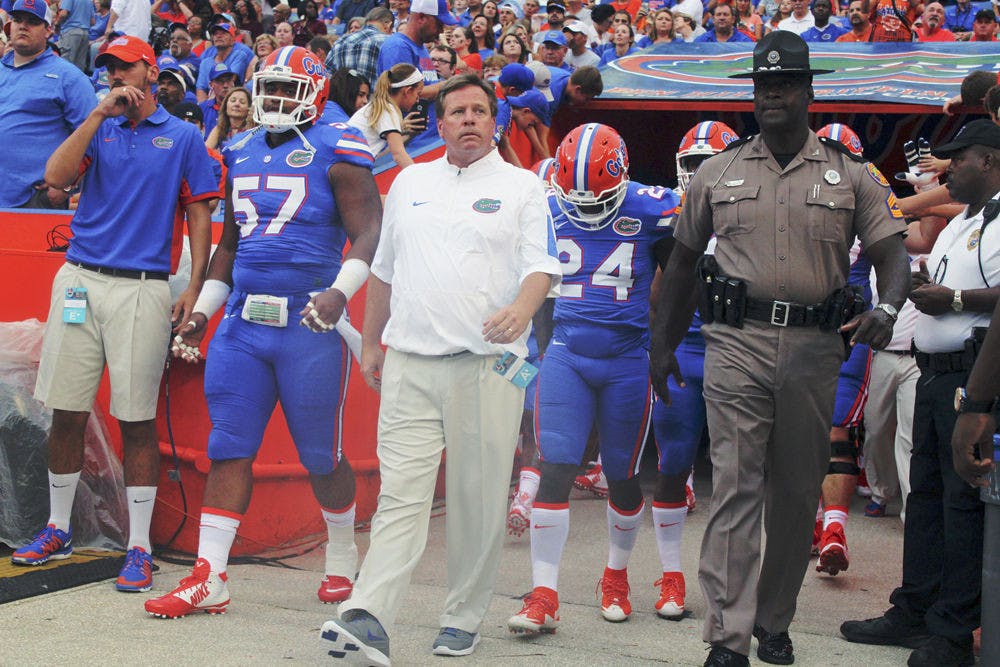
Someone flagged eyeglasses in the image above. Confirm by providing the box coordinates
[170,36,192,42]
[431,57,453,64]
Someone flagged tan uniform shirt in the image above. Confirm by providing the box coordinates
[674,132,907,305]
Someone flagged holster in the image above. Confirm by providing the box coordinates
[696,255,719,324]
[724,278,747,328]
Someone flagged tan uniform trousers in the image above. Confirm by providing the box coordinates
[340,348,523,633]
[699,320,844,655]
[862,350,920,522]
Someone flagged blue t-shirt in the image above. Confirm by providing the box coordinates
[199,98,220,139]
[547,66,571,116]
[550,180,679,357]
[945,3,982,32]
[89,11,110,40]
[695,29,753,42]
[376,32,437,83]
[195,43,254,92]
[598,45,641,65]
[0,49,96,207]
[68,107,219,271]
[801,23,848,41]
[223,122,374,294]
[492,98,512,146]
[60,0,95,31]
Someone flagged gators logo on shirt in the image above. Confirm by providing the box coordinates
[613,216,641,236]
[286,149,314,167]
[152,136,174,149]
[472,198,501,213]
[865,162,890,187]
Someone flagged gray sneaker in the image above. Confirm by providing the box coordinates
[321,609,391,666]
[431,627,480,657]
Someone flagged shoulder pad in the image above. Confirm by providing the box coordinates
[819,136,866,163]
[721,135,754,153]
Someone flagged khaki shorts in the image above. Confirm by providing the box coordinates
[35,263,172,422]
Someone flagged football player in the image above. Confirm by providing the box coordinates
[648,120,738,619]
[811,122,874,577]
[507,123,679,634]
[145,46,383,618]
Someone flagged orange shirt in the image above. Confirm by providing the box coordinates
[869,0,919,42]
[836,27,873,41]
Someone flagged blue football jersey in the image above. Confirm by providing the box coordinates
[551,180,679,357]
[223,122,374,294]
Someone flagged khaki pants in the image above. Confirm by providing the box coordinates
[863,350,919,522]
[341,348,523,633]
[698,321,843,655]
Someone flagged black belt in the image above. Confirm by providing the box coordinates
[881,349,914,357]
[743,298,823,327]
[69,261,169,281]
[913,346,977,374]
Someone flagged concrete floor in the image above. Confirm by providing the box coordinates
[0,464,919,666]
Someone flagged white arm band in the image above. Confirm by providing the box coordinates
[330,258,370,301]
[192,279,231,319]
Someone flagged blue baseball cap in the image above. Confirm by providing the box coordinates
[11,0,52,24]
[209,61,241,83]
[411,0,459,25]
[541,30,567,46]
[508,89,552,127]
[498,63,534,92]
[157,55,181,72]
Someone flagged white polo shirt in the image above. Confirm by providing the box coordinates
[777,12,816,34]
[372,149,562,357]
[914,198,1000,353]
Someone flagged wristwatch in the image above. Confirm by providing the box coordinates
[954,387,998,414]
[952,290,964,312]
[875,303,898,321]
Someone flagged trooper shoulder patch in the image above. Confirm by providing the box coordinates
[819,136,866,163]
[721,135,754,153]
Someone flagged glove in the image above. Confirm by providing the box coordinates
[895,139,939,193]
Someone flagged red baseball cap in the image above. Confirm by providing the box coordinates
[95,35,157,68]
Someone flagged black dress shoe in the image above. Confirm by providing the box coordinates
[704,645,750,666]
[840,613,930,649]
[907,634,974,667]
[753,624,794,664]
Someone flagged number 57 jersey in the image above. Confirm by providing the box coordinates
[550,180,679,358]
[223,122,374,295]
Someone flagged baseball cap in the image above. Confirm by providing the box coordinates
[10,0,53,24]
[95,35,157,68]
[157,56,187,91]
[498,0,524,18]
[526,60,553,100]
[171,101,204,124]
[562,21,587,34]
[975,8,997,21]
[410,0,459,25]
[209,61,241,83]
[508,89,552,126]
[210,21,239,36]
[932,119,1000,158]
[541,29,567,45]
[499,63,534,92]
[546,1,566,11]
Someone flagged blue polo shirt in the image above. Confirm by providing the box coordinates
[0,48,96,208]
[195,42,254,92]
[68,106,219,272]
[945,2,981,31]
[694,28,753,42]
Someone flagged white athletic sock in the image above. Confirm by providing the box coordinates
[517,467,541,505]
[607,500,644,570]
[198,508,241,574]
[652,501,687,572]
[530,503,570,591]
[47,470,81,532]
[322,503,358,579]
[125,486,157,552]
[823,505,849,530]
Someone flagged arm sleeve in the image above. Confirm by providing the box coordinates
[181,127,224,200]
[62,71,98,131]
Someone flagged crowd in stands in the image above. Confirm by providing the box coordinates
[3,0,998,204]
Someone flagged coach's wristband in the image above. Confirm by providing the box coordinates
[192,279,231,319]
[329,258,370,301]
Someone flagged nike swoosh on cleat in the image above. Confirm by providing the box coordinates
[51,483,70,488]
[132,498,153,503]
[532,524,556,529]
[412,201,430,206]
[613,525,636,531]
[658,522,680,528]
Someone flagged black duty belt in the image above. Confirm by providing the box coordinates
[913,346,977,374]
[69,261,169,281]
[743,298,823,327]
